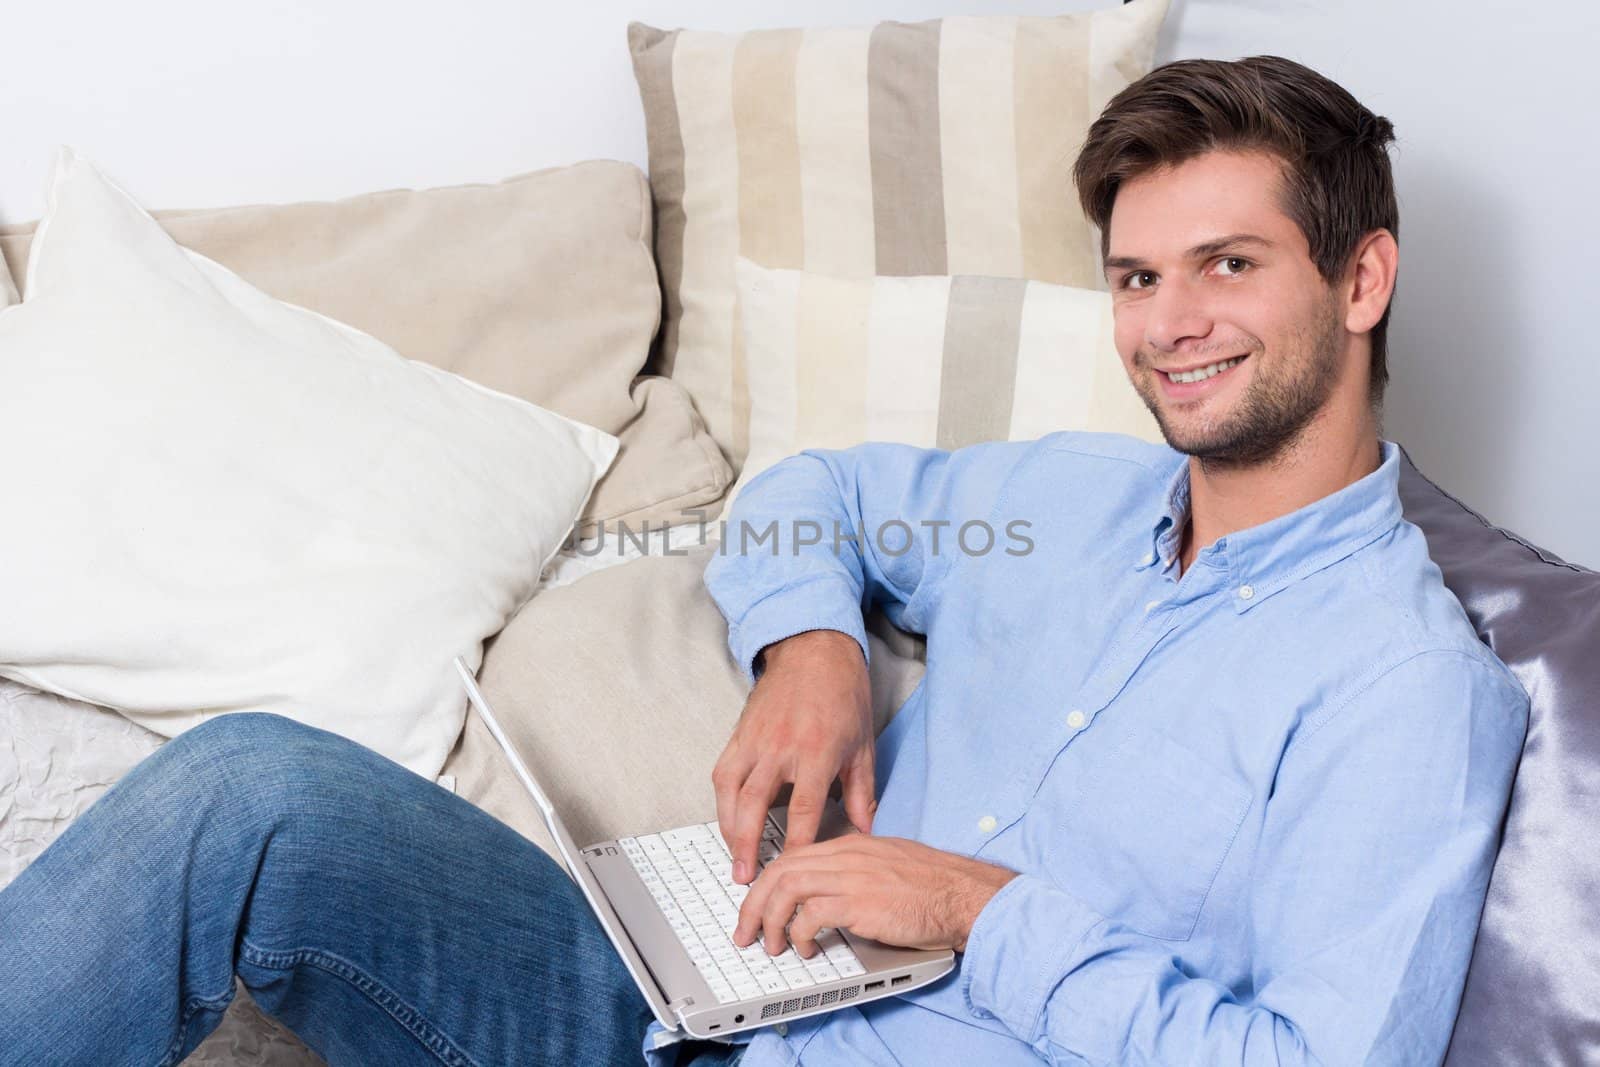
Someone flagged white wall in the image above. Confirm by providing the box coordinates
[3,0,1595,567]
[1161,0,1600,569]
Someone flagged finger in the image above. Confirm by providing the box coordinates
[788,896,849,958]
[777,830,873,861]
[711,743,754,858]
[839,746,878,835]
[730,763,781,884]
[758,867,836,956]
[780,764,834,854]
[733,859,775,947]
[733,856,797,947]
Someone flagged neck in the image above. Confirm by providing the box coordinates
[1177,407,1381,575]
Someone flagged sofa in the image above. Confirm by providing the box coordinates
[3,4,1598,1065]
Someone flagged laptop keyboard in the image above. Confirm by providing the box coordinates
[619,819,869,1005]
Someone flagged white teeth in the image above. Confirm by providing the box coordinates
[1168,356,1244,384]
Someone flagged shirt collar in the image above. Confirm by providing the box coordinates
[1138,440,1405,611]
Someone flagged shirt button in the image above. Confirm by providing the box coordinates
[775,1022,788,1036]
[977,815,997,833]
[1238,584,1255,600]
[1143,599,1161,613]
[1066,709,1087,730]
[1139,551,1155,566]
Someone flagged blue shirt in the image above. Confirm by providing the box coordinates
[651,432,1527,1066]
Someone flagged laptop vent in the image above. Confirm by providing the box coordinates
[760,986,860,1021]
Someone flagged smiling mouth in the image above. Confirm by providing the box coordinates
[1160,355,1247,384]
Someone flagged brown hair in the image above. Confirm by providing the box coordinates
[1073,56,1398,405]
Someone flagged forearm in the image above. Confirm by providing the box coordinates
[706,439,1033,682]
[962,876,1321,1067]
[961,651,1524,1066]
[705,445,932,682]
[705,457,874,684]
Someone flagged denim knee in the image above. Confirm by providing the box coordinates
[170,710,328,757]
[141,712,367,824]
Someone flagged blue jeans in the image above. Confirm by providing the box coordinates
[0,712,743,1067]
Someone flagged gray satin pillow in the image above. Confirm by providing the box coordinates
[1398,450,1600,1065]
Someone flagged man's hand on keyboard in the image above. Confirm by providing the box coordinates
[713,629,875,887]
[731,835,1019,957]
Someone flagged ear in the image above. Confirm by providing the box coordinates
[1345,229,1398,336]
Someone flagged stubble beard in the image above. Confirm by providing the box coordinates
[1134,297,1346,469]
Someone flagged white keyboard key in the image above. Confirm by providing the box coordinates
[832,956,867,977]
[801,953,839,981]
[773,948,807,972]
[708,978,737,1004]
[783,969,815,990]
[827,941,860,959]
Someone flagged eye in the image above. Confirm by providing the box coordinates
[1121,270,1158,291]
[1213,256,1252,277]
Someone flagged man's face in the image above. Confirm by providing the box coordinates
[1105,150,1348,465]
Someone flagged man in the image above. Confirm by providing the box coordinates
[0,57,1524,1067]
[696,55,1527,1065]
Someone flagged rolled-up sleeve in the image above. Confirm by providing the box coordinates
[704,440,1033,685]
[961,648,1528,1066]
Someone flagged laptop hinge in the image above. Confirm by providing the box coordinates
[668,995,698,1029]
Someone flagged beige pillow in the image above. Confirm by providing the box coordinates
[628,0,1170,477]
[457,543,925,857]
[0,161,731,531]
[730,257,1162,501]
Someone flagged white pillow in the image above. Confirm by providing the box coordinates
[0,147,619,778]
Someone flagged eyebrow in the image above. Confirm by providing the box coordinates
[1104,233,1275,274]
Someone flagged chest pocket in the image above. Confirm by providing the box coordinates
[1044,727,1252,941]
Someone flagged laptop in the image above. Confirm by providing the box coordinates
[452,658,955,1042]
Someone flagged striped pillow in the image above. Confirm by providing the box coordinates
[730,257,1162,499]
[628,0,1171,476]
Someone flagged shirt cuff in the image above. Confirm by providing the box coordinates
[726,573,872,686]
[961,873,1107,1041]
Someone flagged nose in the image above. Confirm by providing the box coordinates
[1144,275,1214,354]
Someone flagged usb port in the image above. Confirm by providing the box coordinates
[864,980,886,992]
[891,975,912,987]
